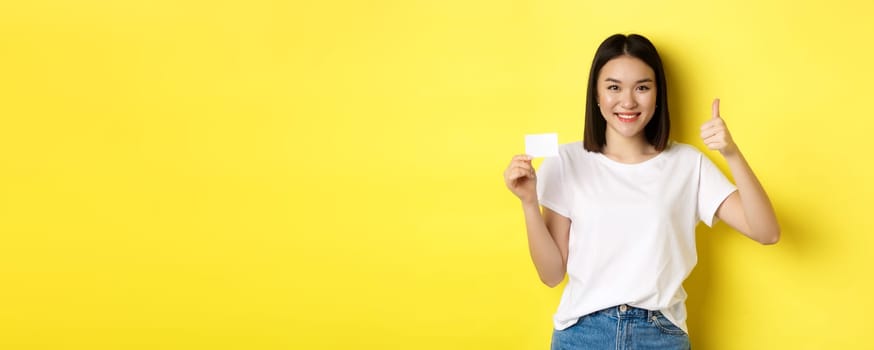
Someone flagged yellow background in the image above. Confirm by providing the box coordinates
[1,0,872,348]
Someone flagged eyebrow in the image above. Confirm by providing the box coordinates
[605,78,654,84]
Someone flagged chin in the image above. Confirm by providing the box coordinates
[609,125,646,138]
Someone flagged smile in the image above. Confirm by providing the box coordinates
[614,113,640,123]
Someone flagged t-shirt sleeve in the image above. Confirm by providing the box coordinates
[536,156,570,218]
[697,153,737,227]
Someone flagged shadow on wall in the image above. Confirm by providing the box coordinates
[660,48,819,348]
[684,189,817,348]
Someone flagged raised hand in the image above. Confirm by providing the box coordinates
[701,98,739,157]
[504,155,537,204]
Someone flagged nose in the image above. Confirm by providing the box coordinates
[620,90,637,109]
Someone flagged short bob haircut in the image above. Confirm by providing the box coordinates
[584,34,670,152]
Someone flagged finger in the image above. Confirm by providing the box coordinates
[702,124,725,136]
[702,127,723,140]
[701,123,725,138]
[712,98,721,120]
[704,139,724,149]
[513,154,533,162]
[511,161,533,172]
[700,123,718,136]
[511,165,535,177]
[511,169,535,182]
[701,135,714,145]
[700,117,724,130]
[703,134,727,147]
[510,155,532,169]
[507,169,526,181]
[702,134,718,144]
[701,129,719,141]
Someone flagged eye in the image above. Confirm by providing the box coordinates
[637,85,651,91]
[607,85,619,91]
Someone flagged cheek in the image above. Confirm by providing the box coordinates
[599,94,617,105]
[648,91,658,104]
[641,93,657,108]
[597,98,613,114]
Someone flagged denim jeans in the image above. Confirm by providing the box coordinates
[550,305,690,350]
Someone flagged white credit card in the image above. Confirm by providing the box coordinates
[525,133,559,157]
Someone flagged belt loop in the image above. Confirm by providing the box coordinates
[647,309,654,319]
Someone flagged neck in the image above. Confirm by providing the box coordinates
[602,130,657,163]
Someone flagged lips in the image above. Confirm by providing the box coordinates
[614,113,640,123]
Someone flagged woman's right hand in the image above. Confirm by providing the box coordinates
[504,155,537,204]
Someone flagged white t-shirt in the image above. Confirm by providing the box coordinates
[536,141,736,333]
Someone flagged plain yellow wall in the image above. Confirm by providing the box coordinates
[1,0,872,349]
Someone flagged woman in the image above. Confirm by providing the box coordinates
[503,34,780,349]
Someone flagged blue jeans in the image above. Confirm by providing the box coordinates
[550,305,690,350]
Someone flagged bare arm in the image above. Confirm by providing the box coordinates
[715,150,780,244]
[504,155,571,287]
[702,99,781,244]
[521,202,570,287]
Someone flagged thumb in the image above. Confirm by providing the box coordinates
[711,98,721,120]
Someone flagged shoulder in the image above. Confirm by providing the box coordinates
[539,141,588,172]
[558,141,585,156]
[556,141,593,164]
[663,141,705,160]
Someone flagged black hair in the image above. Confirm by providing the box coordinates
[583,34,670,152]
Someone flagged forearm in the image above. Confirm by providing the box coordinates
[521,200,566,287]
[723,148,781,244]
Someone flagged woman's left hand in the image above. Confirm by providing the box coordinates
[701,98,739,157]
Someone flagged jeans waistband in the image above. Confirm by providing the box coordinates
[595,304,662,320]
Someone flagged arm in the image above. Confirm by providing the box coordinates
[504,155,571,287]
[522,202,570,287]
[702,99,781,245]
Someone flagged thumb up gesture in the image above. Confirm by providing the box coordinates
[701,98,739,157]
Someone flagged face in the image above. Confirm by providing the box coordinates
[596,55,657,141]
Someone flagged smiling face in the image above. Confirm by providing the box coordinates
[596,55,658,142]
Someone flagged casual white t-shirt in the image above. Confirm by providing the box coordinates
[536,141,736,333]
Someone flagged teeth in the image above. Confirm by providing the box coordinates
[616,114,638,120]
